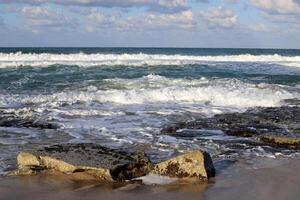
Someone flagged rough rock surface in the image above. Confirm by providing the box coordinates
[153,151,215,181]
[260,136,300,150]
[13,143,153,182]
[162,106,300,149]
[0,109,58,129]
[11,143,215,183]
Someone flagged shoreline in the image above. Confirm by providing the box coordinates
[0,157,299,200]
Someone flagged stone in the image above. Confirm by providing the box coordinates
[260,135,300,150]
[11,144,215,183]
[12,143,153,182]
[153,151,215,181]
[17,152,40,167]
[39,156,77,173]
[0,109,58,129]
[162,106,300,138]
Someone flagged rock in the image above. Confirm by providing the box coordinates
[12,143,153,182]
[162,106,300,138]
[11,143,215,183]
[153,151,215,181]
[260,135,300,150]
[282,98,300,106]
[0,109,58,129]
[17,152,40,167]
[225,128,258,137]
[161,123,186,134]
[39,156,77,173]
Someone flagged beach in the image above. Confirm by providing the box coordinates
[0,47,299,199]
[0,157,299,200]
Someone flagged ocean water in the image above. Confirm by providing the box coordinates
[0,48,300,174]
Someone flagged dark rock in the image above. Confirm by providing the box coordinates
[162,106,300,138]
[12,143,153,182]
[0,110,58,129]
[35,143,153,181]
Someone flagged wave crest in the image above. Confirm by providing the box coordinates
[0,52,300,67]
[2,77,298,108]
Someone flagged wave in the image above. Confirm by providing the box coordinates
[0,52,300,67]
[1,75,298,108]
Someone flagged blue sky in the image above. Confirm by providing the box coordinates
[0,0,300,48]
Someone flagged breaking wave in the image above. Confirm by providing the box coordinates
[0,52,300,67]
[1,75,298,108]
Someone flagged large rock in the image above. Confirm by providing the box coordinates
[153,151,215,181]
[11,143,153,182]
[17,152,40,167]
[260,135,300,150]
[11,143,215,183]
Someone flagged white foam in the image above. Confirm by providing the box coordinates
[136,173,178,185]
[2,76,298,108]
[0,52,300,67]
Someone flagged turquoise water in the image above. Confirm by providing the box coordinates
[0,48,300,173]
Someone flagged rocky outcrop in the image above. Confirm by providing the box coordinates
[162,107,300,138]
[0,109,58,129]
[11,143,153,182]
[162,107,300,150]
[153,151,215,181]
[10,143,215,183]
[260,136,300,150]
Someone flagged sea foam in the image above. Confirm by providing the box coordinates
[1,75,298,108]
[0,52,300,68]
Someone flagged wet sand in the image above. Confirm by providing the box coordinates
[205,158,300,200]
[0,158,299,200]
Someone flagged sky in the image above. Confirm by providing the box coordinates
[0,0,300,48]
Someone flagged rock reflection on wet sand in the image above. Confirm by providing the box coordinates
[1,158,300,200]
[0,173,207,200]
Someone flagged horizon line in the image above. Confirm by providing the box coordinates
[0,46,300,50]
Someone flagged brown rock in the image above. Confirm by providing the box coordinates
[11,143,152,182]
[11,144,215,183]
[39,156,77,173]
[17,152,40,167]
[153,151,215,181]
[260,135,300,150]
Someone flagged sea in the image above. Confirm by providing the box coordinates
[0,47,300,174]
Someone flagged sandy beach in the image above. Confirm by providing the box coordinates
[0,157,299,200]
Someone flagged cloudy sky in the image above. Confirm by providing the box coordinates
[0,0,300,48]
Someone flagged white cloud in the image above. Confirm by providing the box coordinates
[0,0,189,13]
[251,0,300,14]
[21,6,77,33]
[250,0,300,32]
[263,13,300,32]
[248,23,272,32]
[119,10,195,30]
[199,7,237,29]
[84,9,119,32]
